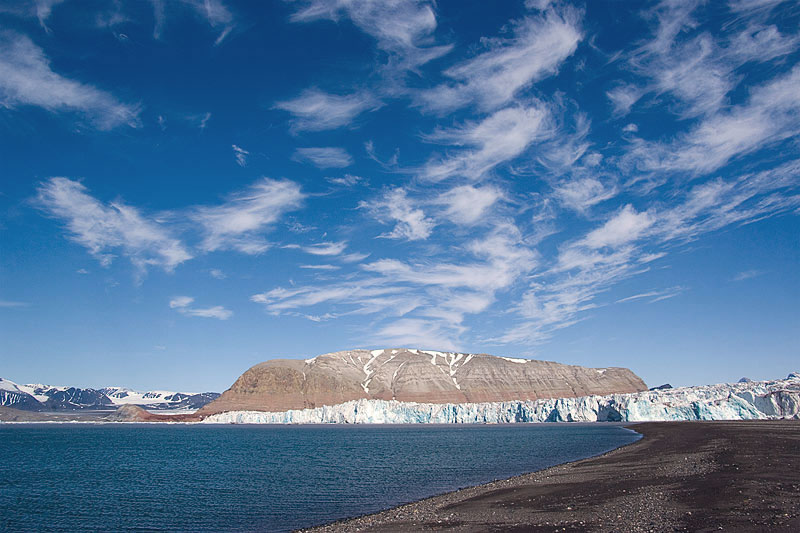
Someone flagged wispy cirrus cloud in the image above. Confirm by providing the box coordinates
[360,188,435,241]
[0,300,30,308]
[421,103,553,182]
[300,264,340,271]
[612,0,799,120]
[731,269,766,282]
[191,0,235,44]
[274,88,381,132]
[252,222,536,348]
[35,0,64,29]
[606,83,643,116]
[416,7,582,113]
[0,0,66,31]
[150,0,236,44]
[289,0,451,69]
[499,159,800,344]
[616,286,685,304]
[170,296,232,320]
[728,0,790,13]
[371,318,460,352]
[552,176,617,214]
[36,177,306,273]
[325,174,366,187]
[36,178,192,274]
[191,178,305,254]
[581,205,654,249]
[232,144,249,167]
[293,147,353,168]
[436,185,503,225]
[623,65,800,177]
[299,241,349,256]
[0,32,140,129]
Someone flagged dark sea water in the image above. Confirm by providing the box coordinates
[0,423,639,532]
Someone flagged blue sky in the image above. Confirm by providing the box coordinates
[1,0,798,392]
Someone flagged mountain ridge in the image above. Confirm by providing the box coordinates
[199,348,648,416]
[0,378,219,412]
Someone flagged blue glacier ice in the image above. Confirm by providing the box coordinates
[203,374,800,424]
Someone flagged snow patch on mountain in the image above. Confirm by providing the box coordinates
[202,374,800,424]
[498,356,528,364]
[100,387,194,405]
[0,378,21,393]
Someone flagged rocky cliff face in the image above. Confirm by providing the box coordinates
[198,349,647,415]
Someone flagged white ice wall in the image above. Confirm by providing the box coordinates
[203,374,800,424]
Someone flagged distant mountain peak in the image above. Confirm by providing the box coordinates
[0,377,218,412]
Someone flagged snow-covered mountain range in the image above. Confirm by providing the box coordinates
[202,373,800,424]
[0,378,219,412]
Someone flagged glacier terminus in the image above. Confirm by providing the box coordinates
[203,373,800,424]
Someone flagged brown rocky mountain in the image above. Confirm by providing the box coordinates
[198,349,647,416]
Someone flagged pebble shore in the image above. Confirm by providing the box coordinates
[300,420,800,532]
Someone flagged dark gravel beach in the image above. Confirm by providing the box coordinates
[301,420,800,532]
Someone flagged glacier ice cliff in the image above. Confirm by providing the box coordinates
[202,374,800,424]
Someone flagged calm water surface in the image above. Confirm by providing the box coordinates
[0,424,639,532]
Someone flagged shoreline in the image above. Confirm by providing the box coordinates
[299,420,800,532]
[297,424,647,532]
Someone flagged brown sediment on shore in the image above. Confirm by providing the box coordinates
[0,405,201,422]
[301,420,800,532]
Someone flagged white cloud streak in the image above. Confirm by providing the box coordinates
[300,264,340,271]
[616,0,799,120]
[0,32,140,129]
[606,84,643,116]
[616,286,685,304]
[301,242,349,256]
[436,185,502,225]
[552,177,617,213]
[191,178,305,254]
[582,205,654,249]
[500,159,800,344]
[37,176,309,277]
[289,0,451,69]
[0,0,67,31]
[372,318,460,352]
[421,103,553,182]
[170,296,232,320]
[253,222,536,348]
[0,300,30,308]
[416,7,582,113]
[232,144,249,167]
[624,65,800,176]
[274,88,381,132]
[293,147,353,168]
[731,269,765,282]
[360,188,435,241]
[147,0,235,43]
[326,174,366,187]
[36,178,192,274]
